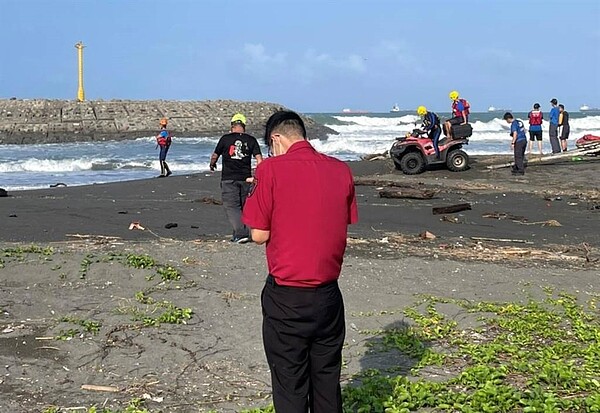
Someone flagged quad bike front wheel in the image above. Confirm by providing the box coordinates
[400,152,426,175]
[446,149,469,172]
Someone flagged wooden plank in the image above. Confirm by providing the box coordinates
[432,203,472,215]
[379,188,437,199]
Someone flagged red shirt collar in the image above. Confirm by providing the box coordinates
[287,140,313,153]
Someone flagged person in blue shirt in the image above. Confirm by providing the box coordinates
[417,106,441,158]
[548,98,561,154]
[503,112,527,175]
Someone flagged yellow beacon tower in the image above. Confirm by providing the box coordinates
[74,41,85,101]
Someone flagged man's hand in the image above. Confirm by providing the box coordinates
[209,163,217,171]
[246,177,255,183]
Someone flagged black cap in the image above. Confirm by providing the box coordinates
[533,103,540,109]
[550,98,558,105]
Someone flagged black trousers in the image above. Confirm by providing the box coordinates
[513,140,527,173]
[262,275,345,413]
[221,180,251,239]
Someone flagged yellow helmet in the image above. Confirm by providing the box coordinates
[159,117,168,126]
[417,106,427,116]
[449,90,460,100]
[230,113,247,126]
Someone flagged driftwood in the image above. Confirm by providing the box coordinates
[432,203,472,215]
[379,188,437,200]
[81,384,119,392]
[471,236,534,244]
[354,178,422,189]
[486,142,600,169]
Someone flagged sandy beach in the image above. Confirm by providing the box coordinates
[1,156,599,412]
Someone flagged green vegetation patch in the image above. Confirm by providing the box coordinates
[342,292,600,412]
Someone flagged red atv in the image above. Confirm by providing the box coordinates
[390,123,472,175]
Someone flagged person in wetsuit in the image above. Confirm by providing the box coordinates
[156,118,172,177]
[417,105,442,158]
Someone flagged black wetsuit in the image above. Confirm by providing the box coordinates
[422,112,441,157]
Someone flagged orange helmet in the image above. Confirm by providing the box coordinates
[159,118,168,126]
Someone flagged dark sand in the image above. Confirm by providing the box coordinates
[0,156,599,412]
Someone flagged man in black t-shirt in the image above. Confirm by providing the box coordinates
[210,113,263,243]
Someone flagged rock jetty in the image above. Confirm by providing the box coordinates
[0,99,335,144]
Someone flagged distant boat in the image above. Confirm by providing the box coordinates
[390,104,400,113]
[488,106,510,113]
[580,104,600,114]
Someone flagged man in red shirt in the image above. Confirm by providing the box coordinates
[242,111,358,413]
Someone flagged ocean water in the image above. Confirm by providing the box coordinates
[1,112,599,191]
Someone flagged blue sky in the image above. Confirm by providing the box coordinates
[1,0,599,112]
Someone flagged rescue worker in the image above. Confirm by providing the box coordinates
[558,104,570,152]
[156,118,172,178]
[242,110,358,413]
[527,103,544,155]
[549,98,561,154]
[210,113,263,243]
[417,105,442,158]
[445,90,470,139]
[503,112,527,175]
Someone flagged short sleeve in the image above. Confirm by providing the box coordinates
[457,101,465,112]
[251,137,262,157]
[348,170,358,224]
[214,137,225,155]
[242,162,274,230]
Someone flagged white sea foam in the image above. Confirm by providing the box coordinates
[3,114,600,190]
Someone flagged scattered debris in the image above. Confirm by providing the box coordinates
[471,236,533,244]
[441,215,461,224]
[544,196,562,201]
[128,222,145,231]
[49,183,67,188]
[8,214,17,218]
[482,212,527,222]
[420,231,436,240]
[117,211,128,214]
[520,220,562,227]
[0,188,8,197]
[81,384,119,393]
[164,223,178,229]
[432,203,472,215]
[195,197,223,205]
[379,188,437,200]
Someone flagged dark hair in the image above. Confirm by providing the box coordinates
[558,104,565,110]
[264,110,307,146]
[503,112,514,120]
[550,98,558,105]
[533,103,540,109]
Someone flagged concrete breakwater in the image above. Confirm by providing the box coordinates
[0,99,335,144]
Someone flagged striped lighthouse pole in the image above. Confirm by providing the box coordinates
[74,41,85,102]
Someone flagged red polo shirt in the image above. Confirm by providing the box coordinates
[242,140,358,287]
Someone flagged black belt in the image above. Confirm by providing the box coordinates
[266,274,338,290]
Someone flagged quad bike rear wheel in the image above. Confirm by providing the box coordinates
[446,149,469,172]
[400,152,426,175]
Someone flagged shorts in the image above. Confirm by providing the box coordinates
[447,116,465,126]
[560,127,570,140]
[529,130,542,141]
